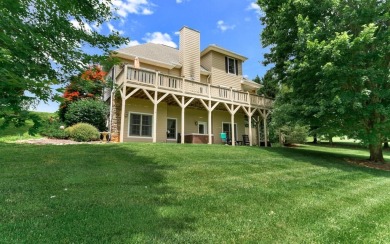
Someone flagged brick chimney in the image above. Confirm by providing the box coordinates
[179,26,200,82]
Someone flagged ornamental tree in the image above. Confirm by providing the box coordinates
[59,65,107,121]
[258,0,390,162]
[0,0,127,129]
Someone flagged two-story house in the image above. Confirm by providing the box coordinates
[106,26,272,146]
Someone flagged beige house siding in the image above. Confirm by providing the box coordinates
[200,52,212,71]
[179,27,200,82]
[212,110,246,144]
[123,98,168,143]
[116,97,257,144]
[166,106,181,142]
[200,74,209,83]
[209,51,243,90]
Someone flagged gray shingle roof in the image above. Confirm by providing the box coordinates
[115,43,181,67]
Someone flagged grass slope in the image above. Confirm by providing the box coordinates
[0,112,52,142]
[1,142,390,243]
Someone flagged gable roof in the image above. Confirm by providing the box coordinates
[113,42,247,70]
[114,43,182,69]
[201,44,248,61]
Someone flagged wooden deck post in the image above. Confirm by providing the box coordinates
[248,113,253,146]
[120,85,126,143]
[264,116,267,147]
[152,91,158,143]
[208,100,212,144]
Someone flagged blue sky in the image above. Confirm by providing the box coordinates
[35,0,269,112]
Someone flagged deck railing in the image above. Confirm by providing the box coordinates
[118,66,273,108]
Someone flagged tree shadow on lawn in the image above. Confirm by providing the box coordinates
[0,142,196,243]
[261,145,390,177]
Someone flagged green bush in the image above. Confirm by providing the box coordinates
[64,99,109,131]
[39,118,69,139]
[280,125,309,145]
[66,123,100,142]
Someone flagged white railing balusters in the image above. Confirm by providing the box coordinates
[121,66,273,108]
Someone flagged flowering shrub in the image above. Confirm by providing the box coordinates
[59,65,107,121]
[66,123,100,142]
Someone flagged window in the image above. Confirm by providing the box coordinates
[129,113,152,137]
[225,56,238,75]
[222,122,237,140]
[198,122,207,134]
[167,118,176,139]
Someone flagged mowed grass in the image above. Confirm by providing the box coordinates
[1,142,390,243]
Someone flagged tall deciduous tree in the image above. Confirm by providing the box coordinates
[0,0,127,129]
[258,0,390,162]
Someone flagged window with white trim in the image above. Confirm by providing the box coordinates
[198,122,207,134]
[129,113,152,137]
[225,56,238,75]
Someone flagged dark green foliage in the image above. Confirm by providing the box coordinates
[255,70,279,99]
[0,0,127,130]
[64,99,109,131]
[39,118,68,139]
[257,0,390,162]
[280,124,309,145]
[65,122,100,142]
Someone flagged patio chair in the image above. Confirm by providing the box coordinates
[242,134,250,145]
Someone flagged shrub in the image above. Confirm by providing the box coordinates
[39,117,69,139]
[280,125,309,145]
[64,99,109,131]
[66,123,100,142]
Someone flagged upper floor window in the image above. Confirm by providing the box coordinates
[225,56,238,75]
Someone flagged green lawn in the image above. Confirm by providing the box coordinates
[1,141,390,243]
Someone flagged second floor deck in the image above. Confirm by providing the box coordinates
[116,66,273,109]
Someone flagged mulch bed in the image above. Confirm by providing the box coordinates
[345,158,390,171]
[16,138,105,145]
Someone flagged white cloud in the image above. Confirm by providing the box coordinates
[247,2,262,16]
[107,23,125,35]
[176,0,189,3]
[70,19,92,34]
[128,40,141,46]
[174,31,180,36]
[112,0,154,18]
[142,32,177,48]
[217,20,236,32]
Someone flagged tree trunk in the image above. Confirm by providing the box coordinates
[384,140,389,149]
[313,134,317,144]
[329,137,333,146]
[369,143,385,163]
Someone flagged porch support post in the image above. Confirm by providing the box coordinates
[120,85,126,143]
[208,106,212,144]
[263,115,267,147]
[181,96,185,144]
[199,99,219,145]
[152,91,158,143]
[258,109,271,147]
[171,94,194,144]
[223,103,241,146]
[242,106,256,146]
[248,112,253,146]
[231,111,235,146]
